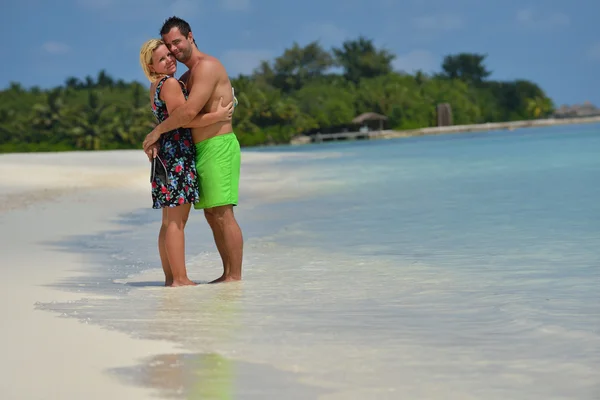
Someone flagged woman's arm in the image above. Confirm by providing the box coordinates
[183,98,234,128]
[160,78,233,129]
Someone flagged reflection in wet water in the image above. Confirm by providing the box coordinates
[110,352,328,400]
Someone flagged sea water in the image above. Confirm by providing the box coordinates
[38,124,600,399]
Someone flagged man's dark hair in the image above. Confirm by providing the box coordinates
[160,16,192,37]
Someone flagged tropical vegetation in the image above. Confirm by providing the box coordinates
[0,37,554,152]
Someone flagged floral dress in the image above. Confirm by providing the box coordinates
[150,76,200,209]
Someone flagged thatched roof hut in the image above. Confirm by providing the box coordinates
[352,112,388,124]
[352,112,388,131]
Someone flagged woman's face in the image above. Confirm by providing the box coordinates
[150,44,177,77]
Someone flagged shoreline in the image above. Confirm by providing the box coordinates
[0,149,322,399]
[380,115,600,139]
[0,187,187,400]
[0,150,195,399]
[290,115,600,144]
[0,152,183,399]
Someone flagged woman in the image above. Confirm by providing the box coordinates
[139,38,234,287]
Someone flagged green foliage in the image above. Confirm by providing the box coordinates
[440,53,492,85]
[332,36,396,84]
[0,39,554,153]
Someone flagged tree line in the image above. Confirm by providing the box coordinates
[0,37,554,152]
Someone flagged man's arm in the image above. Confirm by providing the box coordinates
[148,62,217,137]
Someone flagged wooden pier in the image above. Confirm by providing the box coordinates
[290,130,387,144]
[312,130,384,142]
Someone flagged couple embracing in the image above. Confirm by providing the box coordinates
[139,17,243,287]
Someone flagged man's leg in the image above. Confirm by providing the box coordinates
[193,133,242,282]
[204,205,243,283]
[204,210,229,272]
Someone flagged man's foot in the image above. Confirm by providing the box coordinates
[209,274,241,284]
[169,279,198,287]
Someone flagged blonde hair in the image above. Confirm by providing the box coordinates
[139,39,166,82]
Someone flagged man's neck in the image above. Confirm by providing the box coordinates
[184,49,204,70]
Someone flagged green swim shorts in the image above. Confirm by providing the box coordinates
[194,132,241,210]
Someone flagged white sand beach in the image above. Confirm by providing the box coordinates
[0,151,181,399]
[0,148,351,399]
[0,149,295,399]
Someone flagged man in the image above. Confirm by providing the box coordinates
[143,16,243,283]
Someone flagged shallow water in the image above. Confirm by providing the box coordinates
[38,124,600,399]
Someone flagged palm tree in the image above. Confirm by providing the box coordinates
[66,90,114,150]
[65,77,82,90]
[0,108,18,144]
[97,70,115,88]
[31,88,65,132]
[108,106,155,147]
[526,96,553,119]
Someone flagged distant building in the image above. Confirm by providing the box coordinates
[351,112,388,132]
[553,101,600,118]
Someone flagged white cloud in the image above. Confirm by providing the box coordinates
[221,49,273,76]
[300,22,348,47]
[587,42,600,61]
[413,14,464,32]
[516,9,570,30]
[392,50,437,73]
[220,0,250,11]
[42,41,71,55]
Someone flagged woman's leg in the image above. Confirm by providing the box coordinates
[165,203,196,286]
[159,208,173,286]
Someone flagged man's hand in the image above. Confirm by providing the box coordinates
[143,129,161,152]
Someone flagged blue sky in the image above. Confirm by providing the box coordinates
[2,0,599,106]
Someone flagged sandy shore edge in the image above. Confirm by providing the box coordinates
[0,149,303,399]
[291,116,600,144]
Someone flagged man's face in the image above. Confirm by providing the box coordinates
[162,27,193,63]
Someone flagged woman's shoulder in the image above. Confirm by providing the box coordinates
[155,76,179,98]
[159,76,185,93]
[161,76,181,87]
[157,77,187,104]
[160,76,187,97]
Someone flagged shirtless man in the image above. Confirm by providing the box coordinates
[143,16,243,283]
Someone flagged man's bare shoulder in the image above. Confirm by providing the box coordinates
[190,56,226,78]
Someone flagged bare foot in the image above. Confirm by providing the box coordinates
[169,279,197,287]
[165,279,173,287]
[209,274,241,284]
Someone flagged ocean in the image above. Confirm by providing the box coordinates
[38,124,600,399]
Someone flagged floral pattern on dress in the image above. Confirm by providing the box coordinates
[150,76,199,209]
